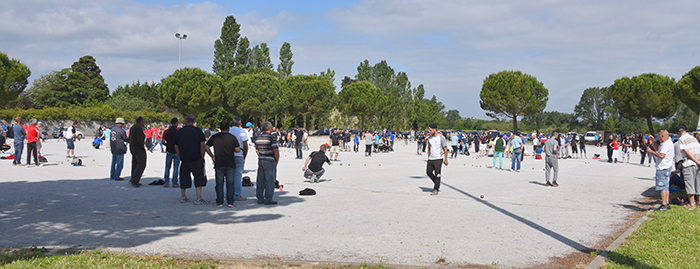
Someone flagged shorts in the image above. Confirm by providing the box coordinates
[655,167,672,191]
[66,138,75,149]
[180,159,207,189]
[331,146,340,153]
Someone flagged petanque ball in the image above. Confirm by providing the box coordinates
[480,195,484,199]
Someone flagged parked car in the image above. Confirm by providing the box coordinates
[584,131,597,142]
[311,129,330,136]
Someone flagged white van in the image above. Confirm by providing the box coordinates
[584,131,597,142]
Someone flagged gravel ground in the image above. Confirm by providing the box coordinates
[0,136,657,268]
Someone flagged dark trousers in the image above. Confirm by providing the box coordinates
[607,147,613,162]
[451,146,458,158]
[256,158,277,203]
[365,144,372,156]
[130,150,147,184]
[26,142,38,165]
[426,159,443,191]
[295,143,302,158]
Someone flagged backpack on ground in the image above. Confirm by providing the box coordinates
[242,176,253,187]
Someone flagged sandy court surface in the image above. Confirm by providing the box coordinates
[0,135,656,268]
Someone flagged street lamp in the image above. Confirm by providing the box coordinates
[175,33,187,69]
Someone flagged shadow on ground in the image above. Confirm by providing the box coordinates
[0,177,302,249]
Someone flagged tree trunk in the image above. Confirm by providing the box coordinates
[274,115,277,128]
[303,115,307,130]
[646,116,655,135]
[512,115,519,133]
[361,115,366,131]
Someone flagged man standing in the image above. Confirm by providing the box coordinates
[110,117,127,181]
[607,134,614,163]
[426,123,449,196]
[329,129,341,161]
[229,116,250,201]
[128,117,147,187]
[255,121,280,205]
[510,134,523,172]
[303,144,333,183]
[544,131,560,187]
[162,118,180,188]
[302,128,309,151]
[65,121,80,158]
[175,114,208,204]
[25,119,40,167]
[12,117,25,166]
[365,130,373,157]
[675,125,700,210]
[493,134,505,169]
[205,120,241,207]
[450,132,459,159]
[647,130,675,211]
[294,126,304,159]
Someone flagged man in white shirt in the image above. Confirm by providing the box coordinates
[425,123,449,196]
[647,130,675,211]
[228,117,250,201]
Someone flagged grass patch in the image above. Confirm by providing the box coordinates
[1,249,217,269]
[601,204,700,268]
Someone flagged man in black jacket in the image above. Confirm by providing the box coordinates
[128,116,147,187]
[110,118,128,181]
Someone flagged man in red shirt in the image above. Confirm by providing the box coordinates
[150,125,163,153]
[25,119,40,166]
[144,125,154,151]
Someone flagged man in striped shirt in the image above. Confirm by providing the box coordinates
[676,125,700,210]
[255,121,280,205]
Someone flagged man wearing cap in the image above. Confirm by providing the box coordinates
[110,118,128,181]
[646,130,675,211]
[426,123,449,195]
[25,119,40,166]
[675,125,700,210]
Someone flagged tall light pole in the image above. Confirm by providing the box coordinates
[175,33,187,69]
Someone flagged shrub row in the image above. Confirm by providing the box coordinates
[0,106,175,123]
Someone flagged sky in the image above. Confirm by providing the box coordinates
[2,0,699,119]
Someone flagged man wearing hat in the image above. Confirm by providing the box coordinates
[426,123,449,195]
[110,117,128,181]
[675,125,700,210]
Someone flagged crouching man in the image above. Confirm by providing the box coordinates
[302,144,332,183]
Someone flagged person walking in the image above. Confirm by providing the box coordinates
[510,133,523,172]
[110,117,127,181]
[544,131,560,187]
[150,125,164,153]
[128,117,147,187]
[255,121,280,205]
[12,117,25,166]
[229,116,250,201]
[175,114,208,204]
[450,132,459,159]
[646,130,674,211]
[303,144,332,183]
[162,118,180,187]
[416,131,424,155]
[426,123,449,196]
[205,120,241,208]
[25,119,40,167]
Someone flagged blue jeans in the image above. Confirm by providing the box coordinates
[234,156,245,199]
[215,166,236,205]
[13,141,23,164]
[256,158,277,203]
[164,152,180,184]
[110,154,124,179]
[150,139,163,152]
[511,148,522,170]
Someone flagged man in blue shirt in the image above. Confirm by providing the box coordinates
[12,117,25,166]
[450,132,459,158]
[389,132,395,151]
[510,134,523,172]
